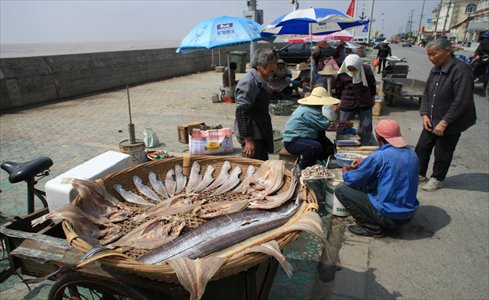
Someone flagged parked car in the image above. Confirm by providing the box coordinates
[353,37,368,46]
[328,40,367,57]
[276,40,366,64]
[402,40,413,47]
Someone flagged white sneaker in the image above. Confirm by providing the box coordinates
[422,177,443,192]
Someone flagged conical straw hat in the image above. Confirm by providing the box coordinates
[298,87,340,106]
[318,63,337,76]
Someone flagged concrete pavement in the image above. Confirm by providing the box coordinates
[0,45,488,299]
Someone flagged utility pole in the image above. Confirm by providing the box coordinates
[352,0,358,36]
[248,0,257,58]
[442,0,452,36]
[367,0,376,46]
[417,0,426,41]
[433,0,443,39]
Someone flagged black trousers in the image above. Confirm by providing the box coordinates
[415,129,461,181]
[335,183,409,232]
[377,57,387,73]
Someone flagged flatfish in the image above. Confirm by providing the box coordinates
[165,169,177,196]
[113,184,154,206]
[249,167,299,209]
[133,176,161,202]
[138,201,301,264]
[174,164,187,194]
[149,171,169,199]
[211,166,242,196]
[185,162,202,194]
[193,165,215,193]
[204,161,231,191]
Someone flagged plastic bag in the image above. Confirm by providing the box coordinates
[143,128,160,148]
[373,57,380,67]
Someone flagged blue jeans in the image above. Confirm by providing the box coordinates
[340,108,373,134]
[335,182,410,232]
[284,133,334,169]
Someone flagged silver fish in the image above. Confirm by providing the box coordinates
[174,164,187,194]
[149,171,169,199]
[204,161,231,191]
[185,162,202,194]
[211,166,242,196]
[165,169,176,196]
[193,165,215,193]
[230,165,255,194]
[133,176,161,202]
[138,201,301,264]
[249,167,299,209]
[113,184,154,206]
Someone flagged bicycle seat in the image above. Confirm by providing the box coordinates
[1,157,53,183]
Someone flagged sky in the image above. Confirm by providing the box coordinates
[0,0,440,44]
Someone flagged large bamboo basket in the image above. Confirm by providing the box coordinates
[62,155,318,282]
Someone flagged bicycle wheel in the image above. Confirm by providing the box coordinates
[48,271,152,300]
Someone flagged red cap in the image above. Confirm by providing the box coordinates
[375,119,408,148]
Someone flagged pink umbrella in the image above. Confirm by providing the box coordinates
[288,30,353,44]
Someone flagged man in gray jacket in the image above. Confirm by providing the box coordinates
[415,38,477,191]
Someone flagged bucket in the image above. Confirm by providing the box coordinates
[273,130,283,154]
[372,98,382,116]
[119,139,147,164]
[325,180,350,217]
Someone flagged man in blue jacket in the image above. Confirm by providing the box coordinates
[335,119,420,237]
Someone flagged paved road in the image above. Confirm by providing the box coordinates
[0,45,487,299]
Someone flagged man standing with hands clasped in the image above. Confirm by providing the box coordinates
[335,119,420,237]
[415,39,477,192]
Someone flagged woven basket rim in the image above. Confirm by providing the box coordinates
[63,155,318,282]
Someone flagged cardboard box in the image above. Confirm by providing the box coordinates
[189,128,234,155]
[177,121,205,144]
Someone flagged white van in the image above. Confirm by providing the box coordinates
[353,37,368,45]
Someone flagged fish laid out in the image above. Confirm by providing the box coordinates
[204,161,231,191]
[192,166,215,193]
[113,184,155,206]
[211,166,242,196]
[241,160,285,196]
[249,167,299,209]
[132,193,204,223]
[110,216,185,250]
[32,206,122,246]
[192,200,249,219]
[186,162,202,194]
[175,164,187,194]
[133,176,161,202]
[149,171,169,199]
[62,178,133,223]
[138,201,301,264]
[165,169,177,197]
[231,165,255,194]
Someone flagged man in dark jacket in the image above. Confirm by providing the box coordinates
[415,38,477,191]
[376,40,392,74]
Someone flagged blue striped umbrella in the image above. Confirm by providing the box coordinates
[177,16,263,54]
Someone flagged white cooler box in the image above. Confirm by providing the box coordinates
[45,151,134,210]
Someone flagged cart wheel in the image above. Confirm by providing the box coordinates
[384,94,394,106]
[48,272,152,300]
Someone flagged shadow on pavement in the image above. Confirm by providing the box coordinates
[444,173,489,192]
[390,205,450,240]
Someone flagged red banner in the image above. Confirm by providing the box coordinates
[346,0,355,17]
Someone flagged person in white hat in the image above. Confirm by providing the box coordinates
[335,119,420,237]
[283,87,351,169]
[376,40,392,73]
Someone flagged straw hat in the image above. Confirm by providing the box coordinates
[298,87,340,106]
[382,40,390,44]
[296,62,310,71]
[277,59,286,65]
[318,63,337,76]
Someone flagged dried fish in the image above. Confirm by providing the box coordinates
[62,178,133,222]
[175,164,187,194]
[132,193,204,223]
[31,206,122,246]
[204,161,231,191]
[110,216,185,250]
[301,165,334,180]
[165,169,176,196]
[113,184,154,206]
[186,162,202,194]
[192,200,249,219]
[192,165,215,193]
[211,166,242,196]
[242,160,285,197]
[133,176,161,202]
[138,201,300,264]
[249,167,299,209]
[168,256,226,300]
[149,171,169,199]
[230,165,255,194]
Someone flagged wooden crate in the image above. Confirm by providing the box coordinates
[177,121,205,144]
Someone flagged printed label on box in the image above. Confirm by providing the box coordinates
[189,128,234,155]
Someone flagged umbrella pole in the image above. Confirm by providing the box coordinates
[227,51,232,90]
[310,23,314,88]
[219,48,222,66]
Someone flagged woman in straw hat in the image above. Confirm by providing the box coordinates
[293,62,311,93]
[333,54,377,135]
[283,87,351,169]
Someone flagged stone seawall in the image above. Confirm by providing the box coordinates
[0,44,274,110]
